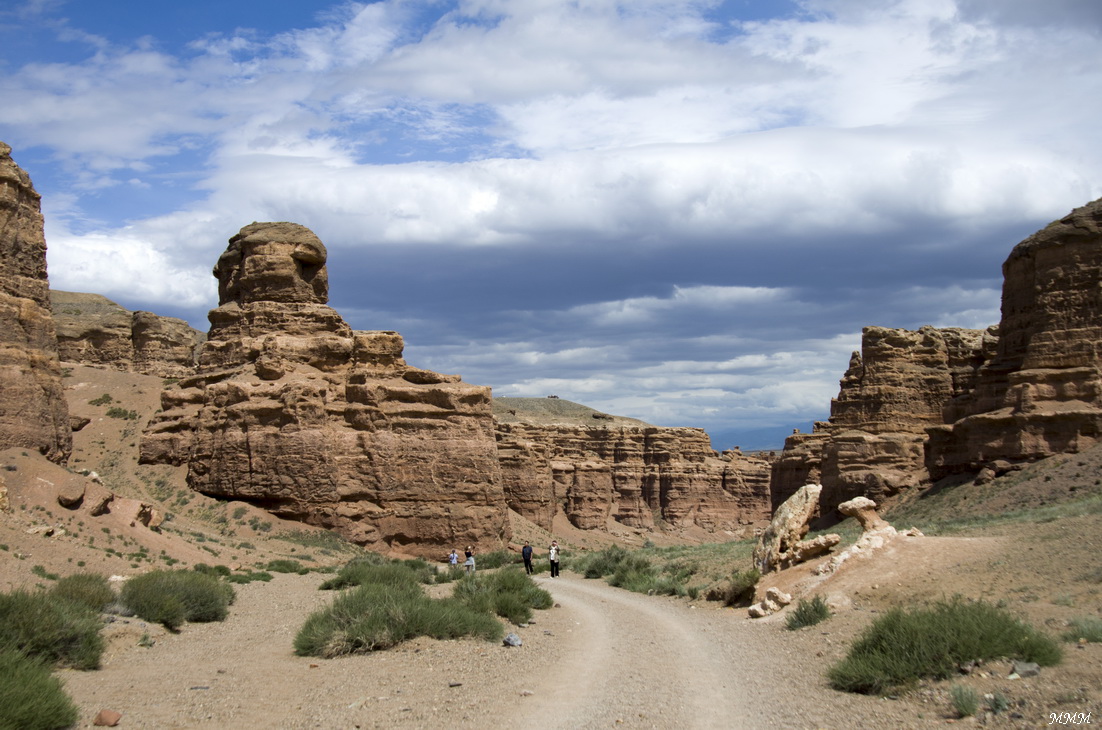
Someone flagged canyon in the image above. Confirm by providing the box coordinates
[3,139,1102,551]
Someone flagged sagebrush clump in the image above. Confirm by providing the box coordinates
[0,650,79,730]
[828,598,1062,694]
[121,570,235,630]
[0,589,103,670]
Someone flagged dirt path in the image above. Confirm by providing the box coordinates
[58,571,942,730]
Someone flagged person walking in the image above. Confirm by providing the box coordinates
[464,545,476,574]
[521,541,534,574]
[548,540,560,578]
[449,549,458,567]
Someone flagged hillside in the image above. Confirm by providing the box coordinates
[492,396,651,427]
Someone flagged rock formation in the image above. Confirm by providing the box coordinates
[0,142,71,463]
[815,496,922,576]
[928,197,1102,476]
[772,326,991,513]
[494,398,772,535]
[140,222,509,555]
[752,484,839,573]
[773,196,1102,513]
[51,291,205,378]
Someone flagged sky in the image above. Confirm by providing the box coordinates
[2,0,1100,450]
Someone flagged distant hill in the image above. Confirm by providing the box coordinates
[492,397,651,427]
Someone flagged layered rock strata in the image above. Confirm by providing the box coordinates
[928,197,1102,476]
[774,197,1102,512]
[495,414,772,534]
[772,325,990,512]
[140,222,509,554]
[0,143,71,463]
[51,290,205,378]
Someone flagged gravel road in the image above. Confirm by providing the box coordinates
[59,572,942,730]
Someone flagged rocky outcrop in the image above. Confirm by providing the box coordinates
[140,222,509,555]
[928,197,1102,476]
[50,290,204,378]
[773,197,1102,512]
[772,326,990,513]
[752,484,839,573]
[0,142,71,463]
[494,408,772,535]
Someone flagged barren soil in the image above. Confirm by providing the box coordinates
[0,364,1100,729]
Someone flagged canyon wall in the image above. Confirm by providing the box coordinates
[140,222,509,555]
[51,290,205,378]
[0,143,71,463]
[775,196,1102,515]
[927,197,1102,476]
[494,401,772,535]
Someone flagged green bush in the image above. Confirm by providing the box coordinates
[121,570,235,630]
[949,684,979,718]
[828,598,1062,694]
[50,573,114,612]
[319,558,433,590]
[434,565,467,584]
[294,582,501,657]
[475,550,517,570]
[1063,616,1102,643]
[0,590,103,670]
[226,571,273,584]
[786,595,831,630]
[193,564,232,578]
[265,559,309,574]
[0,650,79,730]
[706,568,760,607]
[452,569,553,624]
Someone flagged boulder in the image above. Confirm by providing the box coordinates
[752,484,839,573]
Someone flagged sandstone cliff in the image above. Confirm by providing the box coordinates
[140,222,509,555]
[50,290,205,378]
[928,197,1102,476]
[775,196,1102,515]
[0,143,71,463]
[494,398,772,534]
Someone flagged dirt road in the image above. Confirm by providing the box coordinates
[59,572,936,729]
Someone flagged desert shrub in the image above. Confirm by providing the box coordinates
[1063,616,1102,643]
[786,595,831,630]
[50,573,114,612]
[0,590,103,670]
[706,568,760,607]
[294,582,501,657]
[452,569,553,624]
[828,598,1062,694]
[475,549,517,570]
[0,650,79,730]
[319,559,433,591]
[192,564,232,578]
[949,684,979,718]
[121,570,235,630]
[104,407,139,420]
[88,394,113,406]
[265,559,309,575]
[434,565,467,584]
[576,545,632,578]
[226,571,273,584]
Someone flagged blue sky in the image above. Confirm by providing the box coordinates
[2,0,1100,449]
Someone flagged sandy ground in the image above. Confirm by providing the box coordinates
[55,571,929,730]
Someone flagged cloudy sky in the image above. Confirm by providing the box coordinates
[2,0,1100,449]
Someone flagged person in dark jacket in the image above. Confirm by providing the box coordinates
[521,541,534,574]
